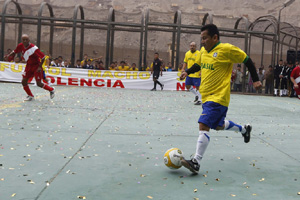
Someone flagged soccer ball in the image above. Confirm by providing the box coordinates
[163,148,183,169]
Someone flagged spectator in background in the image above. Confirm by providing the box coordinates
[257,68,265,93]
[109,63,116,70]
[178,63,183,71]
[95,60,105,70]
[4,49,15,62]
[118,61,130,71]
[14,56,21,63]
[58,56,64,67]
[264,65,273,95]
[51,58,59,67]
[83,59,94,69]
[75,59,82,68]
[234,64,243,92]
[129,63,138,71]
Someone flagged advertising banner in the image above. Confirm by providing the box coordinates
[0,62,188,91]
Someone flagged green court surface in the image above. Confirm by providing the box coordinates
[0,82,300,200]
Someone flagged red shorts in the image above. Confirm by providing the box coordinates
[22,65,43,82]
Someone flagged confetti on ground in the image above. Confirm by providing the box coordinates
[147,196,153,199]
[230,194,236,197]
[194,189,197,193]
[259,178,265,182]
[11,193,16,197]
[77,196,86,199]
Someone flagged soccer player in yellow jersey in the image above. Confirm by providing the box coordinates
[180,24,262,174]
[183,42,202,105]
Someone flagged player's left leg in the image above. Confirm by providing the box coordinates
[35,70,55,99]
[216,120,251,143]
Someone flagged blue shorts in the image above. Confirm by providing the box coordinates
[198,101,228,130]
[43,71,46,79]
[185,76,201,87]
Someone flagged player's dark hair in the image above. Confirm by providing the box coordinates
[201,24,220,40]
[120,61,126,64]
[76,59,81,62]
[132,63,136,66]
[154,52,159,55]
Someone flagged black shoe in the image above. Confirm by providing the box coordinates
[161,84,164,90]
[194,101,202,105]
[194,96,199,102]
[242,124,251,143]
[151,88,156,91]
[181,158,200,174]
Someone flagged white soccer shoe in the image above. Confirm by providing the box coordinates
[24,96,34,101]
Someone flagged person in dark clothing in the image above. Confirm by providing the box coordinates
[151,52,164,91]
[274,59,284,96]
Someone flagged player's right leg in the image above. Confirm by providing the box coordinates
[22,68,34,101]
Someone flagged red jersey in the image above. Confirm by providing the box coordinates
[14,43,44,67]
[291,66,300,84]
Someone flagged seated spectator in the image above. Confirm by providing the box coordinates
[4,49,14,62]
[109,63,116,70]
[83,59,94,69]
[75,59,82,68]
[166,62,173,71]
[178,63,183,71]
[57,56,64,67]
[14,56,21,63]
[64,60,71,68]
[81,54,102,66]
[95,61,105,70]
[51,58,59,67]
[129,63,138,71]
[118,61,130,71]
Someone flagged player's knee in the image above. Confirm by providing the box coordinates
[37,82,44,88]
[216,126,225,131]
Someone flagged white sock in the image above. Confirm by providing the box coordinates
[274,89,277,95]
[189,87,197,96]
[194,131,210,164]
[196,90,201,100]
[280,90,283,96]
[224,120,246,133]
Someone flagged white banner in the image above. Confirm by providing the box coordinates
[0,62,188,91]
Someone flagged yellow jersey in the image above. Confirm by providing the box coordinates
[129,68,139,71]
[117,65,130,71]
[184,50,201,78]
[42,55,49,71]
[195,42,247,107]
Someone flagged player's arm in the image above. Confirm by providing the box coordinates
[160,61,163,76]
[290,70,299,89]
[37,57,45,72]
[182,62,187,71]
[180,63,201,80]
[243,56,261,90]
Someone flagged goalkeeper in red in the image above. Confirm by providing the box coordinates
[5,34,55,101]
[180,24,262,174]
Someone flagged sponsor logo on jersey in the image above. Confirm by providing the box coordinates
[213,52,218,58]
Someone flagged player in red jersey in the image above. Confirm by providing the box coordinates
[290,64,300,99]
[4,34,55,101]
